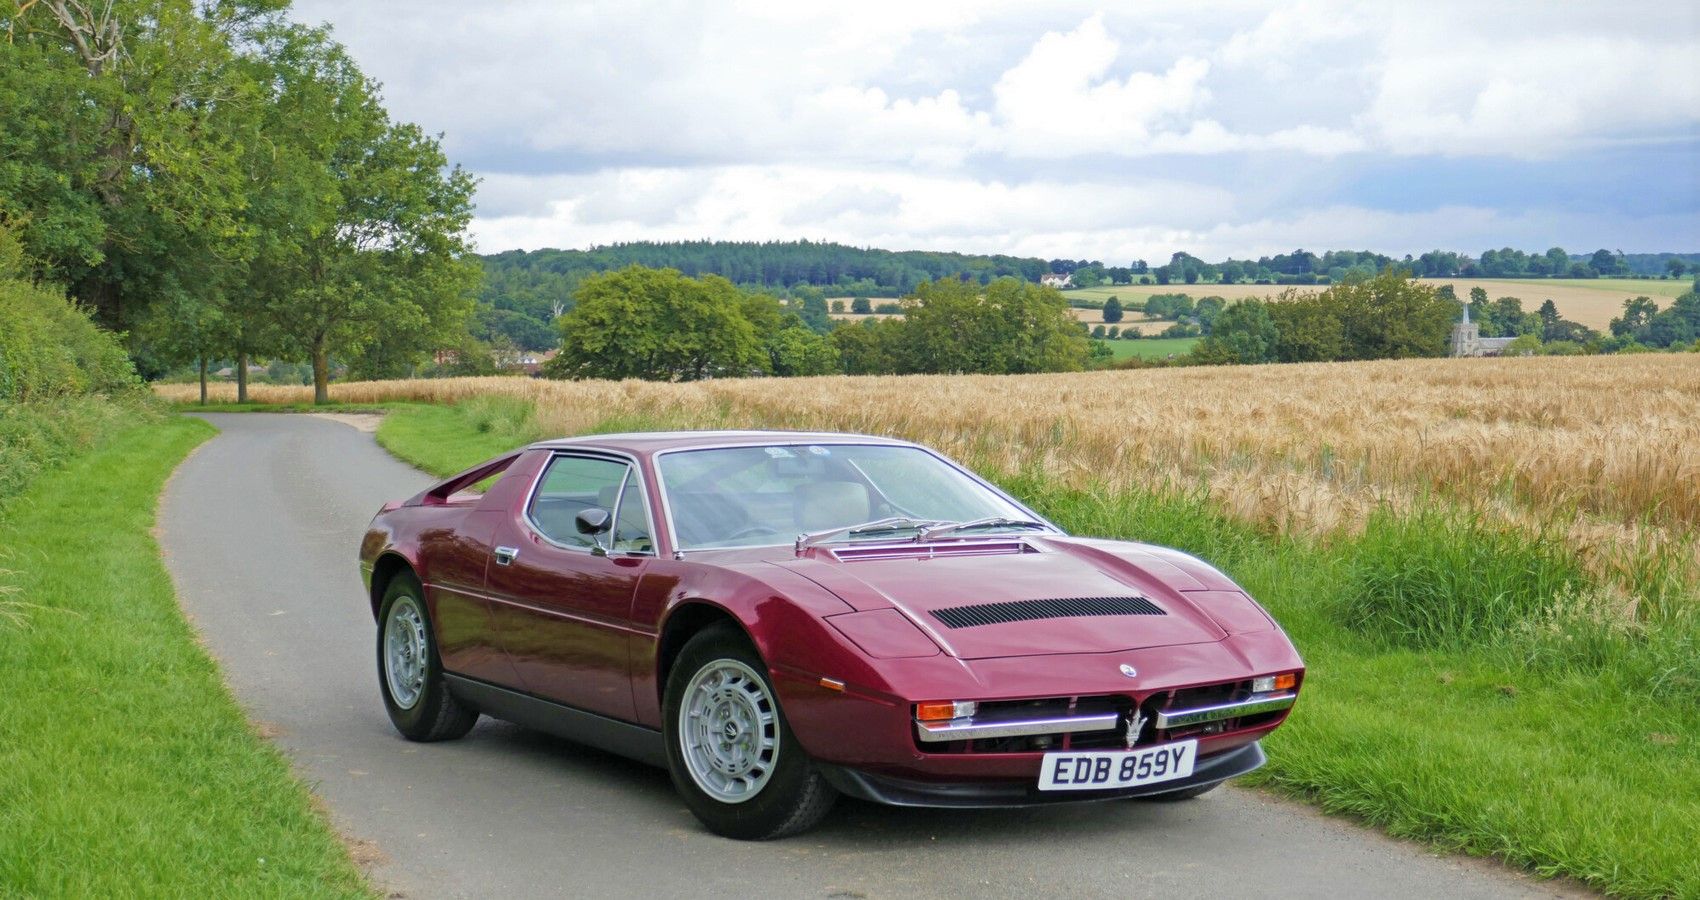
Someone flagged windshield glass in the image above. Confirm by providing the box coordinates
[657,444,1035,550]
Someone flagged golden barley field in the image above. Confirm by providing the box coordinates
[161,354,1700,579]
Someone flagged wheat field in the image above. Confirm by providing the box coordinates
[159,354,1700,580]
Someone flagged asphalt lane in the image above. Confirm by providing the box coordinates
[158,413,1583,899]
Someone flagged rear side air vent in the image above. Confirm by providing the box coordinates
[931,596,1164,629]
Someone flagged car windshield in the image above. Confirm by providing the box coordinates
[657,444,1038,550]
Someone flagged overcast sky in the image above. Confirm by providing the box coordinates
[293,1,1700,262]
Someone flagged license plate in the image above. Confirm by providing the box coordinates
[1037,740,1198,791]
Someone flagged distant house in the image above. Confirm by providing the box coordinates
[1040,272,1073,289]
[1449,305,1517,357]
[514,349,558,376]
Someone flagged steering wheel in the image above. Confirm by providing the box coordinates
[724,524,780,541]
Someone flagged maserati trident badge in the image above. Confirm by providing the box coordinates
[1125,710,1148,749]
[1119,663,1137,677]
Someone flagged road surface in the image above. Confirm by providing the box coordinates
[158,413,1584,899]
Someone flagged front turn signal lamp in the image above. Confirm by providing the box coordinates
[1252,673,1298,693]
[915,700,978,721]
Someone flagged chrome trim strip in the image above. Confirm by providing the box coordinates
[522,449,658,557]
[1155,692,1297,730]
[651,441,1061,556]
[915,712,1120,743]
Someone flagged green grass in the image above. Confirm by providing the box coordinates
[371,399,1698,898]
[0,416,369,897]
[1095,337,1199,361]
[375,397,539,475]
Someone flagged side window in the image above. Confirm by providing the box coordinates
[528,455,629,548]
[612,469,654,554]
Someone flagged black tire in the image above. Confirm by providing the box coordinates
[662,624,837,840]
[1137,780,1222,802]
[377,572,477,742]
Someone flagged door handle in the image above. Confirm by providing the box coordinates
[494,546,519,566]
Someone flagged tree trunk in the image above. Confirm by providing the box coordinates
[198,355,208,406]
[312,342,330,405]
[236,350,249,404]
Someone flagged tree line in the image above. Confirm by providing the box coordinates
[2,0,477,403]
[477,243,1700,355]
[544,266,1092,381]
[1180,274,1700,366]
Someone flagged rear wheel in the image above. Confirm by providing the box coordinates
[377,572,477,742]
[663,625,836,839]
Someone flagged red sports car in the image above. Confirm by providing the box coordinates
[359,431,1303,839]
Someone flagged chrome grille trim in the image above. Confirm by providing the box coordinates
[1155,692,1297,729]
[931,595,1164,629]
[915,711,1121,743]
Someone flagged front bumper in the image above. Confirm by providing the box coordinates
[818,741,1265,808]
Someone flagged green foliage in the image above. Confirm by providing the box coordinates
[1191,299,1277,364]
[1502,333,1543,355]
[1331,269,1456,359]
[0,267,140,403]
[548,266,764,381]
[850,296,872,314]
[1610,293,1700,349]
[887,278,1091,374]
[1,6,478,402]
[1101,295,1123,323]
[1266,289,1347,362]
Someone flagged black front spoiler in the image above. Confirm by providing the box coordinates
[818,741,1265,808]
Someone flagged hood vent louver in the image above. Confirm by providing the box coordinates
[931,595,1165,629]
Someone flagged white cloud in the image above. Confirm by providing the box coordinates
[468,165,1238,259]
[1364,31,1700,156]
[292,0,1700,256]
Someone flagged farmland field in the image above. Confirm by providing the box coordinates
[158,354,1700,562]
[1063,277,1685,331]
[1096,336,1198,360]
[831,307,1178,333]
[158,353,1700,897]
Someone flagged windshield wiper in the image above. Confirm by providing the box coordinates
[794,516,948,553]
[916,517,1050,542]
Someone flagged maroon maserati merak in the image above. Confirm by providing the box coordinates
[359,431,1303,839]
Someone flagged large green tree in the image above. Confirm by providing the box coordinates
[892,277,1089,374]
[547,266,764,381]
[249,30,478,402]
[2,0,278,333]
[1333,270,1456,359]
[1193,299,1278,364]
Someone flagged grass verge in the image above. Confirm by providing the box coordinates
[372,398,1697,898]
[0,416,368,897]
[1094,336,1199,361]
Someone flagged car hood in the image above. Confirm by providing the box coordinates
[772,536,1243,660]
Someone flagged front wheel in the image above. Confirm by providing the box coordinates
[663,625,837,839]
[377,572,477,742]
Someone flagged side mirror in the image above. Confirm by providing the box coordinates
[575,507,612,536]
[576,507,613,557]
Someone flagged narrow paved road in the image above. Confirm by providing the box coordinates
[159,413,1582,899]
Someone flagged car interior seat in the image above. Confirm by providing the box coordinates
[793,480,873,533]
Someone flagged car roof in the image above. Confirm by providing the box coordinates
[528,429,917,454]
